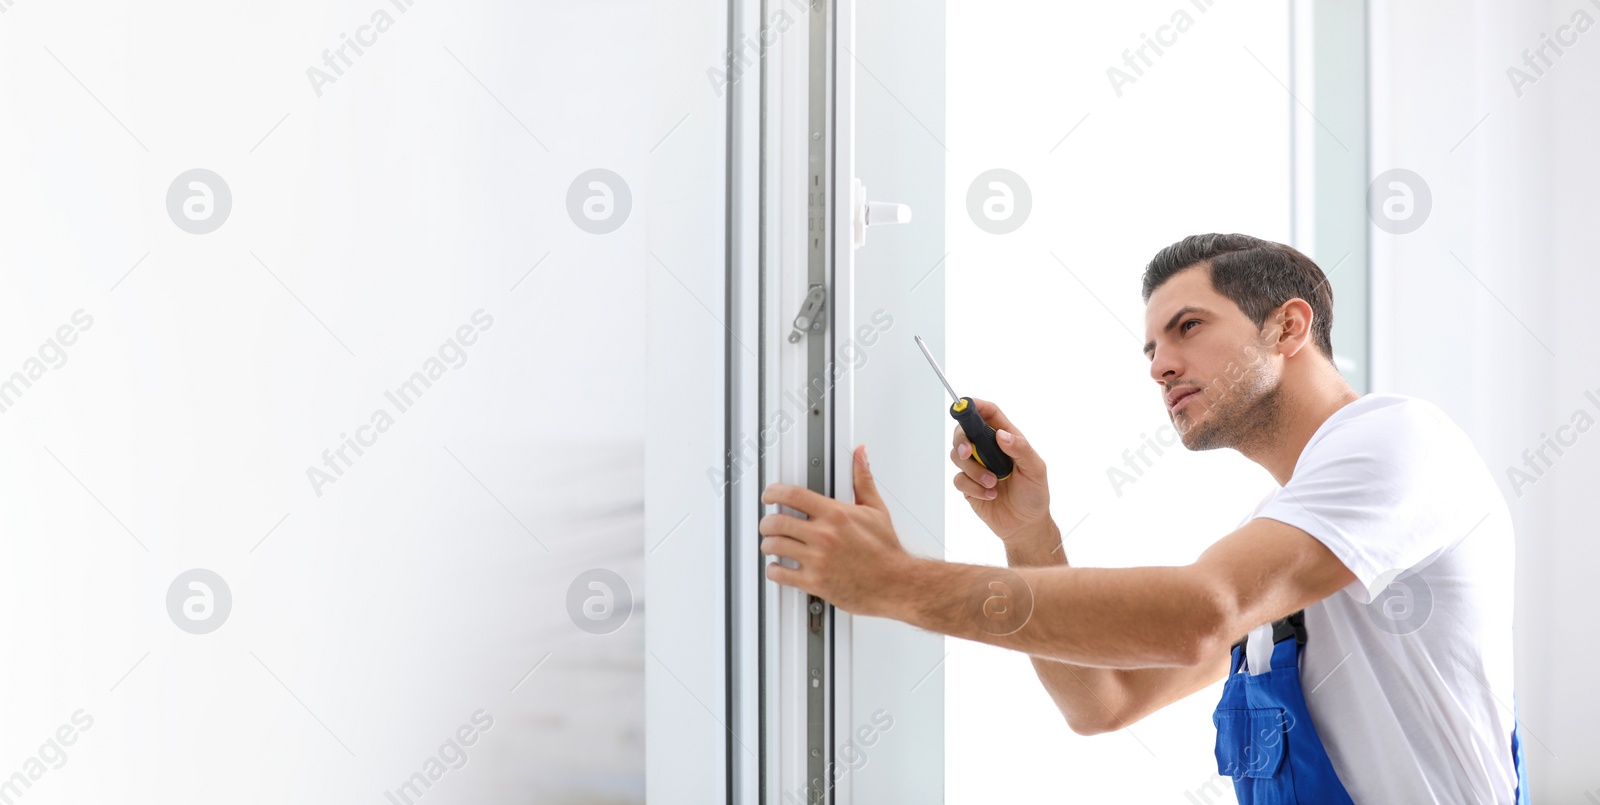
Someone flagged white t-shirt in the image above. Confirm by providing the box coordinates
[1239,392,1520,805]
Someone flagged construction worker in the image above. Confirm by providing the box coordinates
[758,233,1527,804]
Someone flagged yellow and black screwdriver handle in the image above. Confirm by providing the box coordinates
[950,397,1014,480]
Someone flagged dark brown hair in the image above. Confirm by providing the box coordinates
[1141,233,1335,360]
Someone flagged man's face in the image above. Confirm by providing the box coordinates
[1142,265,1283,450]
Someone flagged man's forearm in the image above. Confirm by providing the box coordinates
[884,540,1222,668]
[1001,518,1131,733]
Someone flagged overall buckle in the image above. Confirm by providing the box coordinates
[1231,609,1307,652]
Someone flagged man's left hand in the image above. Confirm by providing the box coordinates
[758,445,914,618]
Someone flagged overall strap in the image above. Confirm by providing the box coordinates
[1230,610,1307,672]
[1512,694,1530,804]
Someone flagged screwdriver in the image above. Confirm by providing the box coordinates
[914,335,1014,481]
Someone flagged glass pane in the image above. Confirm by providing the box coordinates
[0,1,720,801]
[944,2,1292,802]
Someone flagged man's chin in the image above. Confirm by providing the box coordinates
[1171,406,1202,433]
[1174,412,1222,451]
[1179,429,1225,451]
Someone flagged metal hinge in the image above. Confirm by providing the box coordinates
[787,284,827,343]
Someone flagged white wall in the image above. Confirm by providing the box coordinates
[1370,0,1600,798]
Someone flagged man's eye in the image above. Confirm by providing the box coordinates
[1181,319,1200,333]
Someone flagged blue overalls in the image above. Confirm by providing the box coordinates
[1211,611,1531,804]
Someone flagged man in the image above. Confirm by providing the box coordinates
[757,234,1527,804]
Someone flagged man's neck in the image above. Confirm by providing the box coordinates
[1239,365,1362,486]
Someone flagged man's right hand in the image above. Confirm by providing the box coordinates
[949,398,1052,543]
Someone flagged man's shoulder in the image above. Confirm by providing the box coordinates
[1290,391,1499,512]
[1331,392,1446,427]
[1317,393,1467,453]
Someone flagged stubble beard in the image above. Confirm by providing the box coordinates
[1175,345,1285,453]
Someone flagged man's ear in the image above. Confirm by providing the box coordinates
[1272,298,1315,358]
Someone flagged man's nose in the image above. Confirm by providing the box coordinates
[1149,347,1180,382]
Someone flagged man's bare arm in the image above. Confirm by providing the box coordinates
[1006,520,1230,735]
[879,515,1356,669]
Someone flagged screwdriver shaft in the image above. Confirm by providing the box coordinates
[914,335,961,404]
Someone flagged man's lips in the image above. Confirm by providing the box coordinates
[1166,386,1200,411]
